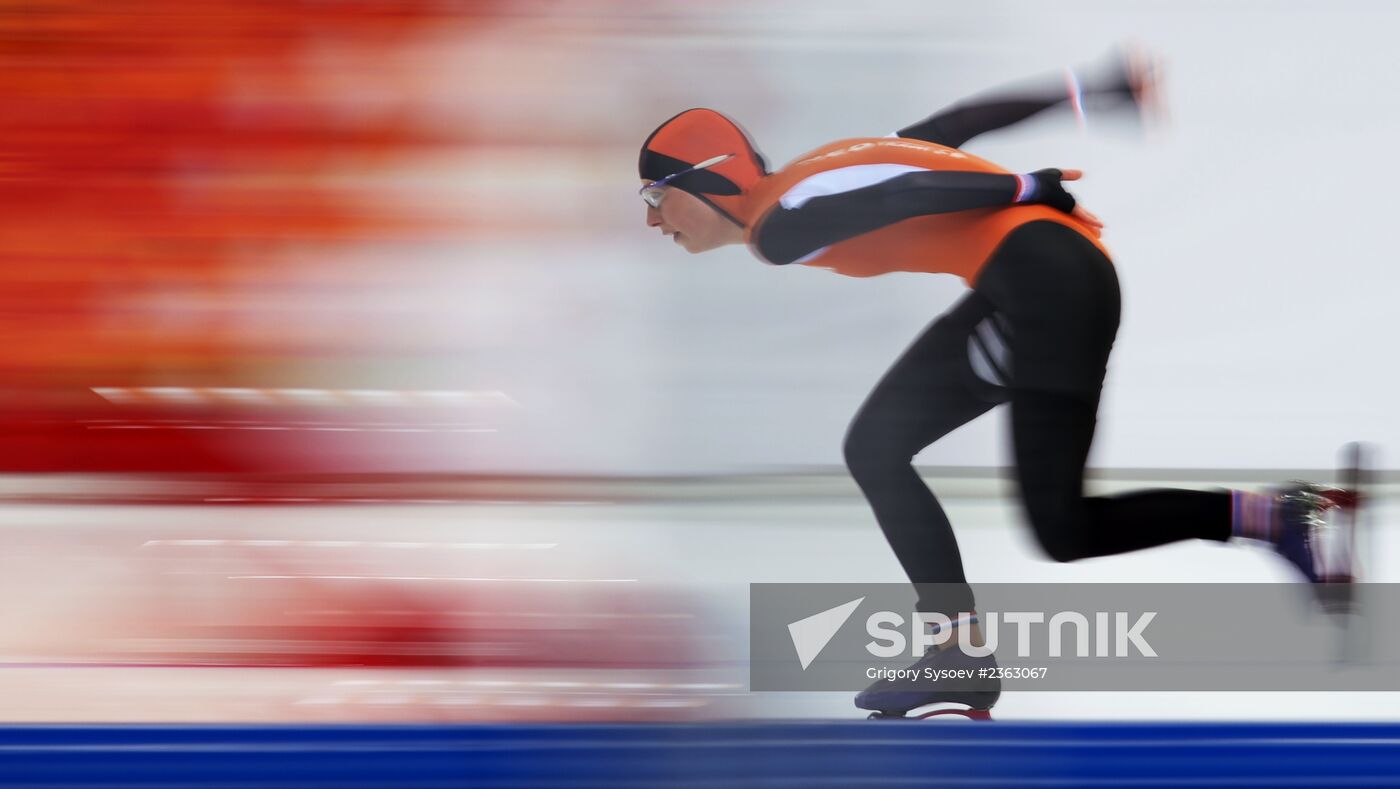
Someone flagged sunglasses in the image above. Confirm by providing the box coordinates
[640,153,735,209]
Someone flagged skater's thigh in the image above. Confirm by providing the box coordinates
[846,293,1004,458]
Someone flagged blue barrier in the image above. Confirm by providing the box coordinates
[0,722,1399,787]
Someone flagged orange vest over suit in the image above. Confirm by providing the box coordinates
[741,137,1110,284]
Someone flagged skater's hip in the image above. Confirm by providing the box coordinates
[971,221,1121,397]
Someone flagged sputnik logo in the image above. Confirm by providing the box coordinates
[787,597,864,670]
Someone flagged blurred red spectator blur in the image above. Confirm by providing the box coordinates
[0,1,501,473]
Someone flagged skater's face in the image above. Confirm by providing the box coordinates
[643,184,742,253]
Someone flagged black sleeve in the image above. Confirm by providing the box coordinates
[752,170,1021,266]
[899,54,1139,148]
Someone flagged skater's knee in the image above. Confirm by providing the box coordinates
[843,422,909,479]
[1040,540,1083,563]
[1021,491,1092,563]
[1031,523,1087,563]
[842,435,882,480]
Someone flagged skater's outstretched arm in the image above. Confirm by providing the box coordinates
[752,168,1098,266]
[899,50,1152,149]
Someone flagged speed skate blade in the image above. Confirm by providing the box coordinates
[915,708,993,721]
[1329,442,1375,664]
[1311,443,1371,610]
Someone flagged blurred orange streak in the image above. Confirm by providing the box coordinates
[0,0,485,380]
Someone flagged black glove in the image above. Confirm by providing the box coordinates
[1021,168,1077,215]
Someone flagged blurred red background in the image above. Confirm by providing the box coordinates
[0,0,501,473]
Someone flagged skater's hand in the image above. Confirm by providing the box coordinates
[1059,170,1104,235]
[1025,168,1103,236]
[1058,169,1103,233]
[1073,205,1103,236]
[1123,42,1171,133]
